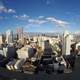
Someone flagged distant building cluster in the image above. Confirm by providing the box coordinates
[0,28,80,74]
[0,28,80,56]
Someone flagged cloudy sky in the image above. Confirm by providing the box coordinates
[0,0,80,33]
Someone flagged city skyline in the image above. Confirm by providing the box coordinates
[0,0,80,33]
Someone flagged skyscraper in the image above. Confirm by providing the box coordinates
[6,30,13,43]
[62,31,73,55]
[0,35,3,44]
[16,27,24,40]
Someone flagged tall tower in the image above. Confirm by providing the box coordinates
[0,35,3,44]
[16,27,23,40]
[62,31,73,55]
[6,30,13,44]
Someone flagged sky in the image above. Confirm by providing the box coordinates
[0,0,80,33]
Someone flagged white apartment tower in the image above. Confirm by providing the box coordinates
[62,31,73,55]
[6,30,13,43]
[0,35,3,44]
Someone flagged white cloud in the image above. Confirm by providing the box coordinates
[14,14,69,28]
[0,6,16,13]
[8,9,16,13]
[30,16,68,28]
[0,1,16,13]
[14,14,46,25]
[46,17,69,27]
[20,14,29,18]
[14,14,29,20]
[14,15,46,25]
[0,5,6,13]
[28,19,47,25]
[38,16,45,19]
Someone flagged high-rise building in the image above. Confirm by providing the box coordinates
[6,30,13,43]
[0,35,3,44]
[62,31,73,55]
[16,27,24,40]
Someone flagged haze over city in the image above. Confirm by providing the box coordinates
[0,0,80,33]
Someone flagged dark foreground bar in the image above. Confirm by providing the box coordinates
[0,56,80,80]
